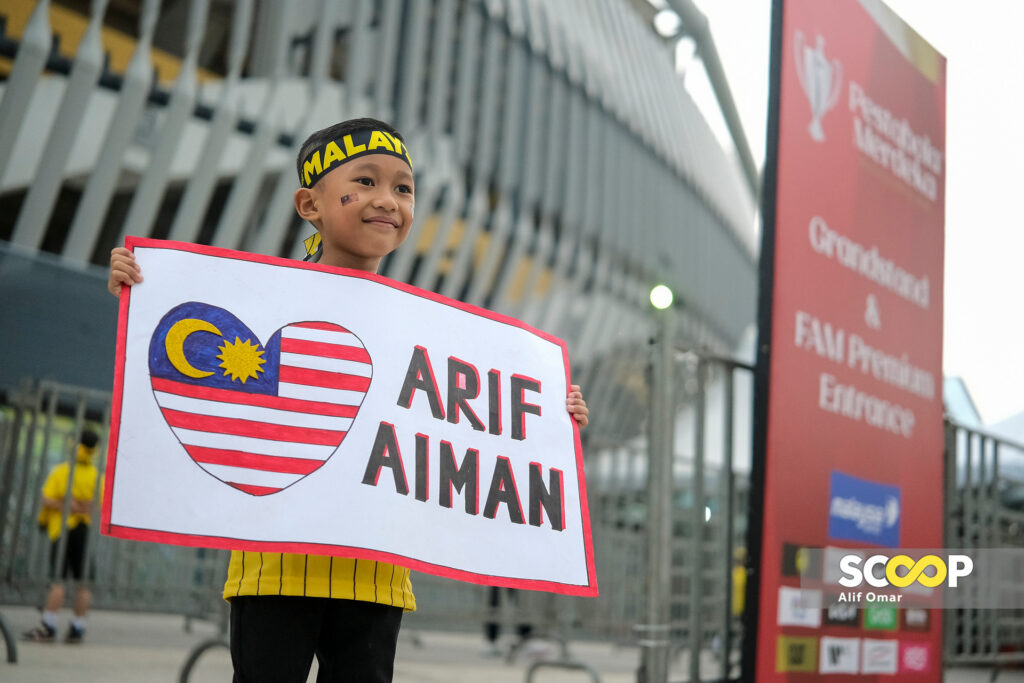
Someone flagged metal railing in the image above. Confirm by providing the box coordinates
[944,421,1024,673]
[0,381,231,618]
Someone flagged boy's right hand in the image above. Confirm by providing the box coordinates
[108,247,142,297]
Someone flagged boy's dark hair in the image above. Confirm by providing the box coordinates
[295,118,405,185]
[80,429,99,449]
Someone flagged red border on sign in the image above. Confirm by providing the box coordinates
[102,236,597,597]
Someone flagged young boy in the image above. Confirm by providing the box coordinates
[109,118,589,682]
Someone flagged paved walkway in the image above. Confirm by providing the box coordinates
[0,605,646,682]
[2,605,1022,682]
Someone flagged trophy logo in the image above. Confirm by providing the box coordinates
[794,31,842,142]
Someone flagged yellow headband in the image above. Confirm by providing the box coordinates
[300,128,413,189]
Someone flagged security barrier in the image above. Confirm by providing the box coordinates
[0,380,230,625]
[943,422,1024,671]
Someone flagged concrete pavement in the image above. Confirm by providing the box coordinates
[2,605,1022,682]
[1,605,644,682]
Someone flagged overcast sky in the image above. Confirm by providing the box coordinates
[676,0,1024,425]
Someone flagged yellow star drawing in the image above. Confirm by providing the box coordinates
[217,337,266,383]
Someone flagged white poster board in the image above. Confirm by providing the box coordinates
[103,238,596,596]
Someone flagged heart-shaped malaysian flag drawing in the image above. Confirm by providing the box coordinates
[148,302,372,496]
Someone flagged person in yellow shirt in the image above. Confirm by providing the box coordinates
[23,429,103,644]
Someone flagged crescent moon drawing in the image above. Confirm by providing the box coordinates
[165,318,223,378]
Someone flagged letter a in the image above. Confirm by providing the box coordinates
[483,456,524,524]
[397,346,445,420]
[361,422,409,495]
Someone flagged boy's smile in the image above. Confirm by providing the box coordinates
[296,155,415,272]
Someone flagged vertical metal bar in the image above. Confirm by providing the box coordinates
[424,0,456,136]
[990,439,1001,657]
[385,0,459,282]
[515,42,564,323]
[118,0,210,244]
[385,0,460,283]
[944,421,957,549]
[341,0,377,116]
[10,0,110,250]
[52,395,88,589]
[210,110,279,251]
[466,5,528,308]
[371,0,403,121]
[485,56,543,310]
[721,364,736,680]
[536,69,585,335]
[210,0,287,251]
[249,0,340,258]
[0,401,28,582]
[5,404,37,584]
[167,0,254,244]
[640,308,674,683]
[62,0,162,264]
[689,358,706,682]
[963,430,975,653]
[26,386,57,583]
[80,401,111,593]
[394,0,431,133]
[977,436,990,655]
[452,0,483,168]
[942,421,957,659]
[0,0,51,184]
[440,5,504,301]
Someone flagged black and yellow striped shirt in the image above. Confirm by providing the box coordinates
[223,551,416,611]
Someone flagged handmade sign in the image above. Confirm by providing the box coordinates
[103,237,596,596]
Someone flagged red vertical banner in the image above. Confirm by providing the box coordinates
[747,0,946,680]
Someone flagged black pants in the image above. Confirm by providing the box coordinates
[49,524,91,580]
[230,595,403,683]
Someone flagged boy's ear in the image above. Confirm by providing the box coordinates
[294,187,320,223]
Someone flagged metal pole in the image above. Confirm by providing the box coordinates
[942,421,957,660]
[663,0,760,198]
[689,358,706,683]
[721,366,736,681]
[639,307,675,683]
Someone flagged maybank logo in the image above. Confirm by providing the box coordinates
[828,471,900,547]
[829,495,899,535]
[839,554,974,588]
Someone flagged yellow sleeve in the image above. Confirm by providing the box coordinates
[41,463,68,500]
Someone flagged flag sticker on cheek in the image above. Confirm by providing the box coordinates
[340,193,359,206]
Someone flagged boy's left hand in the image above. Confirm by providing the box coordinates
[566,384,589,428]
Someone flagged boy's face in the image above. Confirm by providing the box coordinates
[310,154,415,271]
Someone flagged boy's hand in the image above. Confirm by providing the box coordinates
[566,384,589,428]
[108,247,142,297]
